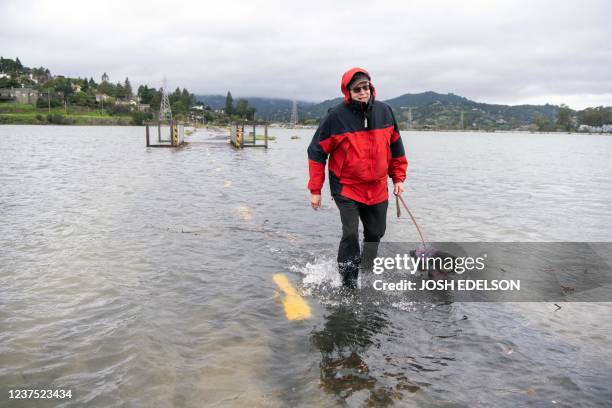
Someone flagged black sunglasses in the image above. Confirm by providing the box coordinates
[350,84,370,93]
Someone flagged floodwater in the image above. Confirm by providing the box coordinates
[1,125,612,407]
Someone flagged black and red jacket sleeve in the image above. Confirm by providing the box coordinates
[388,109,408,183]
[307,113,336,194]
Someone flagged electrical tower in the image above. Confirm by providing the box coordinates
[290,99,298,127]
[159,77,172,121]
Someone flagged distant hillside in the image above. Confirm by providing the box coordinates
[196,95,318,122]
[197,91,566,130]
[382,92,560,130]
[310,92,561,130]
[196,95,226,109]
[306,97,343,118]
[385,91,472,108]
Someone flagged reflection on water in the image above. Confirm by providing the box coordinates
[310,288,464,406]
[312,301,405,405]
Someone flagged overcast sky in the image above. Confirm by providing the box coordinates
[2,0,611,109]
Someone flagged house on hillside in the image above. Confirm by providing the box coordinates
[114,99,136,107]
[188,105,207,123]
[95,93,110,103]
[114,99,150,112]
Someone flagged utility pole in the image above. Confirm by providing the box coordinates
[408,107,413,129]
[290,99,298,127]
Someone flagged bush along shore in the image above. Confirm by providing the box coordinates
[0,103,146,125]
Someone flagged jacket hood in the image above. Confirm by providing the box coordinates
[341,67,377,104]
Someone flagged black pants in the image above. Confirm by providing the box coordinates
[333,194,388,286]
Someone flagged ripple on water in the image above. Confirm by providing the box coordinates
[1,127,612,406]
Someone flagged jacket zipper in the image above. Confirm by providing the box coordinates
[362,105,374,179]
[361,104,368,129]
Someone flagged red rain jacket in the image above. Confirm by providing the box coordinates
[307,67,407,205]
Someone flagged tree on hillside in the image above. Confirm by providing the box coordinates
[31,67,50,82]
[171,101,187,116]
[234,99,256,120]
[97,80,114,96]
[578,106,611,127]
[150,92,161,110]
[0,57,25,74]
[534,112,553,131]
[115,82,126,99]
[124,77,133,99]
[176,88,196,108]
[0,76,19,88]
[225,91,234,115]
[138,85,159,105]
[557,104,572,131]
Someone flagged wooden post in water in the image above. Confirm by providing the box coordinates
[146,124,150,147]
[229,121,269,149]
[171,122,178,147]
[264,124,268,149]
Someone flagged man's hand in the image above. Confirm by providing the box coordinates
[310,193,322,210]
[393,182,405,196]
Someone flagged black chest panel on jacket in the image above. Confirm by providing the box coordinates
[329,100,394,135]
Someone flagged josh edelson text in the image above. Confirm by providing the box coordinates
[371,253,521,292]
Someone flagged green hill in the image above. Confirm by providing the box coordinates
[196,91,563,130]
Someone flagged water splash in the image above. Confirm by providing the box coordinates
[290,257,341,290]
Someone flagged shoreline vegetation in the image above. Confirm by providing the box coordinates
[1,56,611,132]
[2,98,611,135]
[1,118,609,136]
[0,102,608,136]
[0,103,133,125]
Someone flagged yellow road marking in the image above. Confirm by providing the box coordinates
[273,274,312,321]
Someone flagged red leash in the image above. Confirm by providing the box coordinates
[396,194,428,248]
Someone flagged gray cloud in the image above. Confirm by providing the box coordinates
[2,0,611,109]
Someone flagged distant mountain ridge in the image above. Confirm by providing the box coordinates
[385,91,472,108]
[196,91,564,130]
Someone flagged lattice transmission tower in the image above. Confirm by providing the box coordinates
[159,77,172,121]
[290,99,298,127]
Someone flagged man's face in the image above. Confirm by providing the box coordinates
[350,80,371,103]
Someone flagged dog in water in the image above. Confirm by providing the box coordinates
[409,245,458,280]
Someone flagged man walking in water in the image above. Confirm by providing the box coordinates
[307,67,408,288]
